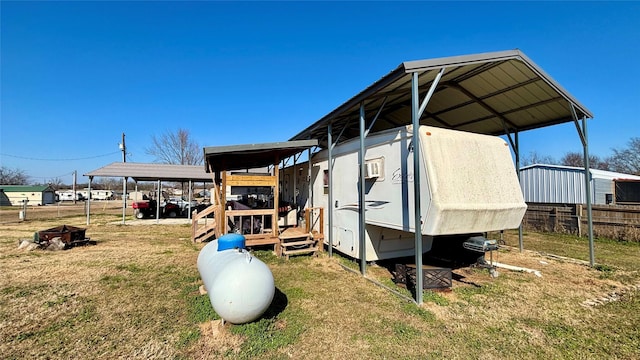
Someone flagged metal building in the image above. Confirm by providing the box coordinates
[520,164,640,205]
[0,185,57,206]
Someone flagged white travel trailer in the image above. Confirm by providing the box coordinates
[304,125,527,262]
[80,190,115,200]
[56,191,85,201]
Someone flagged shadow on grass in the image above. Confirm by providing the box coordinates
[262,287,288,319]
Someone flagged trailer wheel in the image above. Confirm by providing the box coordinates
[135,210,145,219]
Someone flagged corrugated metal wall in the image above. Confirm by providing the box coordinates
[520,166,595,204]
[593,178,613,204]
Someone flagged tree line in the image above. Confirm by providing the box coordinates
[522,137,640,175]
[1,128,203,187]
[2,131,639,186]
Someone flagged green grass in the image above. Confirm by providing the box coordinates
[422,290,450,306]
[230,315,305,359]
[505,230,640,272]
[401,302,437,322]
[2,213,639,359]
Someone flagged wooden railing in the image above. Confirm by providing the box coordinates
[191,204,221,242]
[304,207,324,246]
[226,208,276,239]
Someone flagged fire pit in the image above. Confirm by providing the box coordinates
[36,225,90,248]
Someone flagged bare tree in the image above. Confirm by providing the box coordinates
[609,137,640,175]
[560,152,610,171]
[47,177,65,189]
[0,166,30,184]
[145,128,203,165]
[95,177,121,190]
[521,151,557,167]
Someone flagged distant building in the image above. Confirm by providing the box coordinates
[520,164,640,205]
[0,185,57,206]
[0,189,11,206]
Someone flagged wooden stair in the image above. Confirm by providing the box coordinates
[279,228,318,260]
[191,204,221,243]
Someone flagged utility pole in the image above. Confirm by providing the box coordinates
[121,133,127,224]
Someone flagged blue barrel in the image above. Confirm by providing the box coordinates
[217,233,246,251]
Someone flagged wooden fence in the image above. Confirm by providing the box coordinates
[523,203,640,242]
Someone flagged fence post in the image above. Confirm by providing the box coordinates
[576,204,583,237]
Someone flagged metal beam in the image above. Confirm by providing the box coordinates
[571,104,587,147]
[418,68,446,120]
[570,104,594,266]
[332,118,353,149]
[293,154,298,208]
[328,123,334,257]
[188,180,192,220]
[156,180,161,224]
[450,96,565,131]
[86,176,92,225]
[365,96,388,137]
[359,102,367,275]
[308,147,313,229]
[411,72,423,304]
[445,83,518,130]
[411,68,445,305]
[515,131,524,252]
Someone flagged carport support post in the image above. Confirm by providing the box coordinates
[572,106,595,267]
[410,67,444,305]
[411,72,423,305]
[328,123,333,257]
[516,131,524,252]
[156,180,161,224]
[582,118,595,266]
[122,177,128,225]
[188,180,192,220]
[358,102,367,276]
[86,176,92,225]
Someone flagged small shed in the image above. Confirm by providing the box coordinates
[197,140,318,248]
[0,185,57,206]
[519,164,640,205]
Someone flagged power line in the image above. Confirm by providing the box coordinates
[0,151,120,161]
[30,170,77,180]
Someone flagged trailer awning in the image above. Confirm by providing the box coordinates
[289,49,593,147]
[84,162,213,183]
[204,139,318,172]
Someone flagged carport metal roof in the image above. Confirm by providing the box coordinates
[290,49,593,146]
[203,139,318,172]
[84,162,213,183]
[286,49,597,304]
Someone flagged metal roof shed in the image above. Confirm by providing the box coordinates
[84,162,214,224]
[520,164,640,205]
[203,140,319,173]
[289,49,595,304]
[85,162,213,183]
[200,140,318,245]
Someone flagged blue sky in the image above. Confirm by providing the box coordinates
[1,1,639,184]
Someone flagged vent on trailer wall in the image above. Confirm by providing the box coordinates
[365,158,384,180]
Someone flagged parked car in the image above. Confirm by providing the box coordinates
[167,197,199,212]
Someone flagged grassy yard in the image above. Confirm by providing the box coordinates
[1,206,638,359]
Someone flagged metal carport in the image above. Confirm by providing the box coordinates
[289,49,595,304]
[84,162,213,225]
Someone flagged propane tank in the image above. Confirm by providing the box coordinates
[197,234,275,324]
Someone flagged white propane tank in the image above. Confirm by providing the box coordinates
[197,237,275,324]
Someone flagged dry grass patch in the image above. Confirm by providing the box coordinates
[1,210,639,359]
